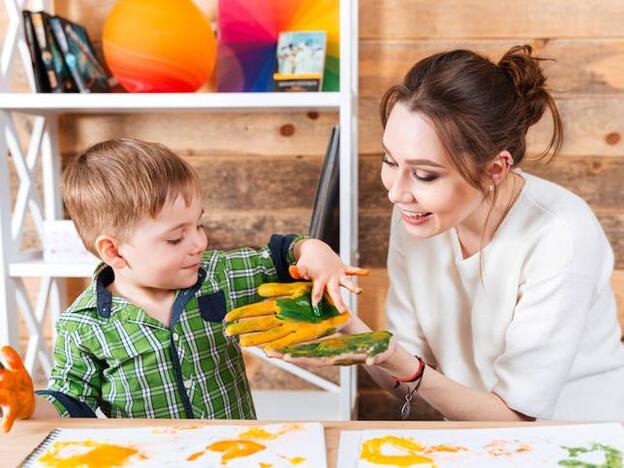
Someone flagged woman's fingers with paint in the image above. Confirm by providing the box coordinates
[344,266,369,277]
[0,346,35,432]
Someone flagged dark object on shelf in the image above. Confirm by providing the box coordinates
[22,10,50,92]
[48,15,111,93]
[310,125,340,252]
[31,11,78,93]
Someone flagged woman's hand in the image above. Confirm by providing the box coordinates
[293,239,368,312]
[275,333,398,368]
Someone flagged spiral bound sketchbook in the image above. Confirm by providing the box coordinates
[21,423,327,467]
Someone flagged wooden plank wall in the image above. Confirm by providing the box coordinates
[355,0,624,322]
[3,1,624,414]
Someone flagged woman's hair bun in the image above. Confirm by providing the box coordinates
[498,44,549,126]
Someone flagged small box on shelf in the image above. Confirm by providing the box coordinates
[43,220,98,264]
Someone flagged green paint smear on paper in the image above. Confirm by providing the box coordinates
[558,443,623,468]
[279,331,392,362]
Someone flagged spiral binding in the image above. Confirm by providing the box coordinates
[19,429,60,467]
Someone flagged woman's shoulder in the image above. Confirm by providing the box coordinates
[515,171,612,275]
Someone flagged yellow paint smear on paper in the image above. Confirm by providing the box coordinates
[38,440,142,468]
[152,424,203,434]
[238,427,278,440]
[360,436,467,467]
[207,439,266,464]
[290,456,306,464]
[238,423,303,441]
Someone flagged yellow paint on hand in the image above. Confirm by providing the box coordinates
[207,439,266,464]
[360,436,434,467]
[38,440,142,468]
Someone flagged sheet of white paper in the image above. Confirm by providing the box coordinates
[352,423,624,467]
[25,422,326,467]
[337,430,362,468]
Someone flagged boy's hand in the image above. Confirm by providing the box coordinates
[0,346,35,432]
[224,281,351,350]
[293,239,369,312]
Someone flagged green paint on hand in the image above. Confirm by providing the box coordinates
[275,290,341,323]
[558,443,623,468]
[278,331,392,361]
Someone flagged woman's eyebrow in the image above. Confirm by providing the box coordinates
[382,142,444,168]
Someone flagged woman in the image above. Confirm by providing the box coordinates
[228,44,624,421]
[338,44,624,421]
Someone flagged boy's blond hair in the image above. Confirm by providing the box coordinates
[61,138,201,256]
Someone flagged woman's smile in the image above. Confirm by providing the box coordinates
[399,208,433,225]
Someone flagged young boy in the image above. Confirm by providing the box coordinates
[0,138,362,429]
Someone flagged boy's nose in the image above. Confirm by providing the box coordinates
[190,226,208,254]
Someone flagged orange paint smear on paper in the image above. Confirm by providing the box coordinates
[186,450,206,461]
[485,439,532,457]
[38,440,143,468]
[360,436,467,467]
[207,439,266,464]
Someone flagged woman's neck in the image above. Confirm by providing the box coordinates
[455,172,524,259]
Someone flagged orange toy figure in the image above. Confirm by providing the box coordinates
[0,346,35,432]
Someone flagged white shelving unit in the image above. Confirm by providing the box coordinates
[0,1,359,420]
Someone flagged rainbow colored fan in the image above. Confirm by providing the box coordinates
[217,0,339,92]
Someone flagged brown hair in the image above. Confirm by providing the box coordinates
[380,45,563,194]
[61,138,201,255]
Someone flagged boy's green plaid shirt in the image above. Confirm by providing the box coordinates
[37,235,300,419]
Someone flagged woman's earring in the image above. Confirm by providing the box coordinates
[489,182,495,192]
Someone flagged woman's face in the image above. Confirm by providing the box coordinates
[381,102,485,239]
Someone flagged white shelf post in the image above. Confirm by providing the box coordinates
[0,109,20,347]
[339,0,359,420]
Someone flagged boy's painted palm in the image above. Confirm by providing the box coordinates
[224,281,351,350]
[0,346,35,432]
[268,331,395,366]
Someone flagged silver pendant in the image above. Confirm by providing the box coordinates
[400,400,411,420]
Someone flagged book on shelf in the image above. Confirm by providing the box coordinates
[309,125,340,252]
[273,31,326,92]
[48,15,111,93]
[22,11,50,93]
[30,11,79,93]
[22,10,111,93]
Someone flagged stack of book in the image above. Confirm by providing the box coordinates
[22,10,111,93]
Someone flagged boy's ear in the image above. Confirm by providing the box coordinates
[94,235,126,269]
[486,150,514,186]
